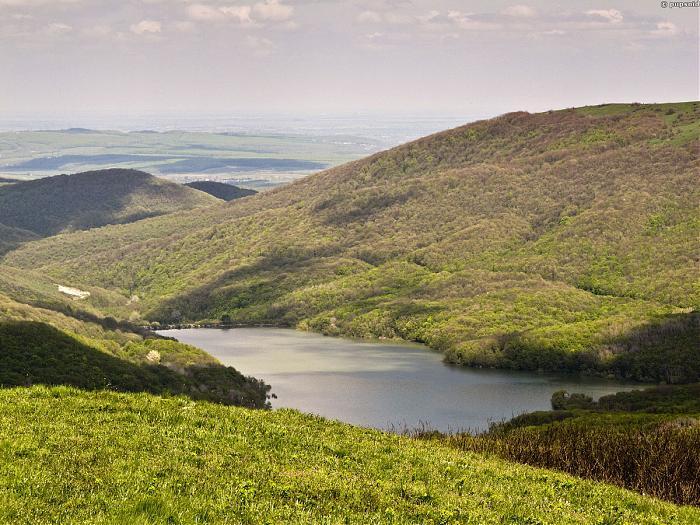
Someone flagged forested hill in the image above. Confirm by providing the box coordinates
[4,102,699,381]
[0,168,218,237]
[185,180,258,201]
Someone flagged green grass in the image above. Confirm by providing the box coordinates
[574,101,699,118]
[433,384,700,506]
[0,386,697,524]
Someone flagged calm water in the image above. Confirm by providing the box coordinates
[163,328,636,432]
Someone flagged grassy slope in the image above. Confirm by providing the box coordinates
[0,293,270,407]
[3,102,699,380]
[0,386,697,524]
[184,181,258,201]
[0,168,218,237]
[437,384,700,505]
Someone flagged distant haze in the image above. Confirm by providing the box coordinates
[0,0,698,119]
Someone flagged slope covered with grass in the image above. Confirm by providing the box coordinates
[4,102,699,381]
[0,386,697,524]
[0,293,271,407]
[435,384,700,506]
[0,168,218,237]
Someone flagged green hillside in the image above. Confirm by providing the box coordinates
[3,102,699,381]
[0,386,696,524]
[0,224,38,256]
[0,293,270,407]
[185,180,258,201]
[0,168,218,237]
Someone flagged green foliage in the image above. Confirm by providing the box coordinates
[0,386,696,524]
[566,383,700,414]
[444,416,700,506]
[551,391,594,410]
[435,383,700,506]
[3,103,699,379]
[0,225,38,256]
[0,320,271,408]
[0,168,216,237]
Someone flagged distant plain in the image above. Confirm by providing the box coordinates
[0,115,475,188]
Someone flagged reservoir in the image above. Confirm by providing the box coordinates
[163,327,636,432]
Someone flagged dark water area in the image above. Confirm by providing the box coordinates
[3,154,325,174]
[163,327,637,432]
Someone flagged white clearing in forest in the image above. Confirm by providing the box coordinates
[57,285,90,300]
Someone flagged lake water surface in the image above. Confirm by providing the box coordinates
[163,327,636,432]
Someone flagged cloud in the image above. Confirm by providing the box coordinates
[528,28,566,39]
[0,0,80,5]
[355,0,414,25]
[82,24,112,38]
[186,3,252,24]
[540,29,565,36]
[46,22,71,35]
[585,9,623,24]
[172,21,196,33]
[359,30,412,49]
[280,20,299,30]
[253,0,293,22]
[354,0,409,10]
[357,10,382,23]
[624,41,645,51]
[501,5,536,18]
[219,5,253,25]
[186,4,224,21]
[187,2,292,26]
[651,21,679,37]
[447,11,501,31]
[130,20,161,35]
[245,34,275,55]
[416,10,440,24]
[382,11,413,25]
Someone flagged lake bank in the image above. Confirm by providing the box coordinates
[160,327,638,432]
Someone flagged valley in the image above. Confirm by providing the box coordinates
[1,101,698,517]
[4,102,698,381]
[3,0,698,519]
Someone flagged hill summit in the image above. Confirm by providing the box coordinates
[0,168,217,237]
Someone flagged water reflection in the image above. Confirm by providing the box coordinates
[163,327,637,432]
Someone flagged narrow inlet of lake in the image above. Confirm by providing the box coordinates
[162,327,636,432]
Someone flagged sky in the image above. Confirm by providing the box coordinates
[0,0,698,118]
